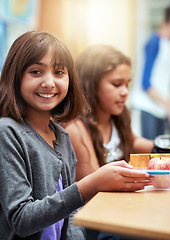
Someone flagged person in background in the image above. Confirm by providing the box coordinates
[64,44,154,181]
[0,31,151,240]
[131,6,170,139]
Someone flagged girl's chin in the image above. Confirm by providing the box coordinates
[112,108,124,116]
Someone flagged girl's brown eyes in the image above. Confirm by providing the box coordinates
[30,70,41,75]
[55,70,65,75]
[113,81,130,88]
[113,83,121,87]
[28,67,66,76]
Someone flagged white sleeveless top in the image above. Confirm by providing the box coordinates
[103,121,123,163]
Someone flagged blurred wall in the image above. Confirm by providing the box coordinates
[0,0,39,72]
[38,0,135,60]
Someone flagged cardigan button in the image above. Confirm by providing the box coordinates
[56,152,62,158]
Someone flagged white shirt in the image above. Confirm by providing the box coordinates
[104,121,123,162]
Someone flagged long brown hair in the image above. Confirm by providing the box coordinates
[0,30,87,122]
[75,44,133,164]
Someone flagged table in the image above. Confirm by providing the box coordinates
[73,186,170,240]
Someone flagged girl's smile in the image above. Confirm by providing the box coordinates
[36,93,57,98]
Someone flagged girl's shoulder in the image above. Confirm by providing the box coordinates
[63,118,88,136]
[0,117,31,144]
[0,117,17,124]
[0,117,25,131]
[63,119,99,172]
[63,118,93,145]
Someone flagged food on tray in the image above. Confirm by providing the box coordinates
[147,156,170,188]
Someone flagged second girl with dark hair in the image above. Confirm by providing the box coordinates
[64,44,154,181]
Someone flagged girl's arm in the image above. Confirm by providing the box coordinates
[77,160,151,202]
[64,119,100,181]
[132,133,154,153]
[0,121,85,238]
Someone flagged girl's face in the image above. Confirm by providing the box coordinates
[96,63,131,117]
[20,46,69,117]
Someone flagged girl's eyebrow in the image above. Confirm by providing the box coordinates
[33,61,54,67]
[111,78,131,84]
[32,62,65,69]
[33,61,45,66]
[111,78,124,81]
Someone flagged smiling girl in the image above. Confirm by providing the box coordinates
[0,32,151,240]
[64,44,154,181]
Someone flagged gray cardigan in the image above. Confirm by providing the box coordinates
[0,117,85,240]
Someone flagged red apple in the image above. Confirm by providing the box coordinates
[147,157,170,188]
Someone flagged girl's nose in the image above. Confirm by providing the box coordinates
[121,86,129,96]
[41,74,55,88]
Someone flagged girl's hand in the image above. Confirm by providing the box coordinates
[106,160,133,169]
[77,161,151,202]
[93,161,151,192]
